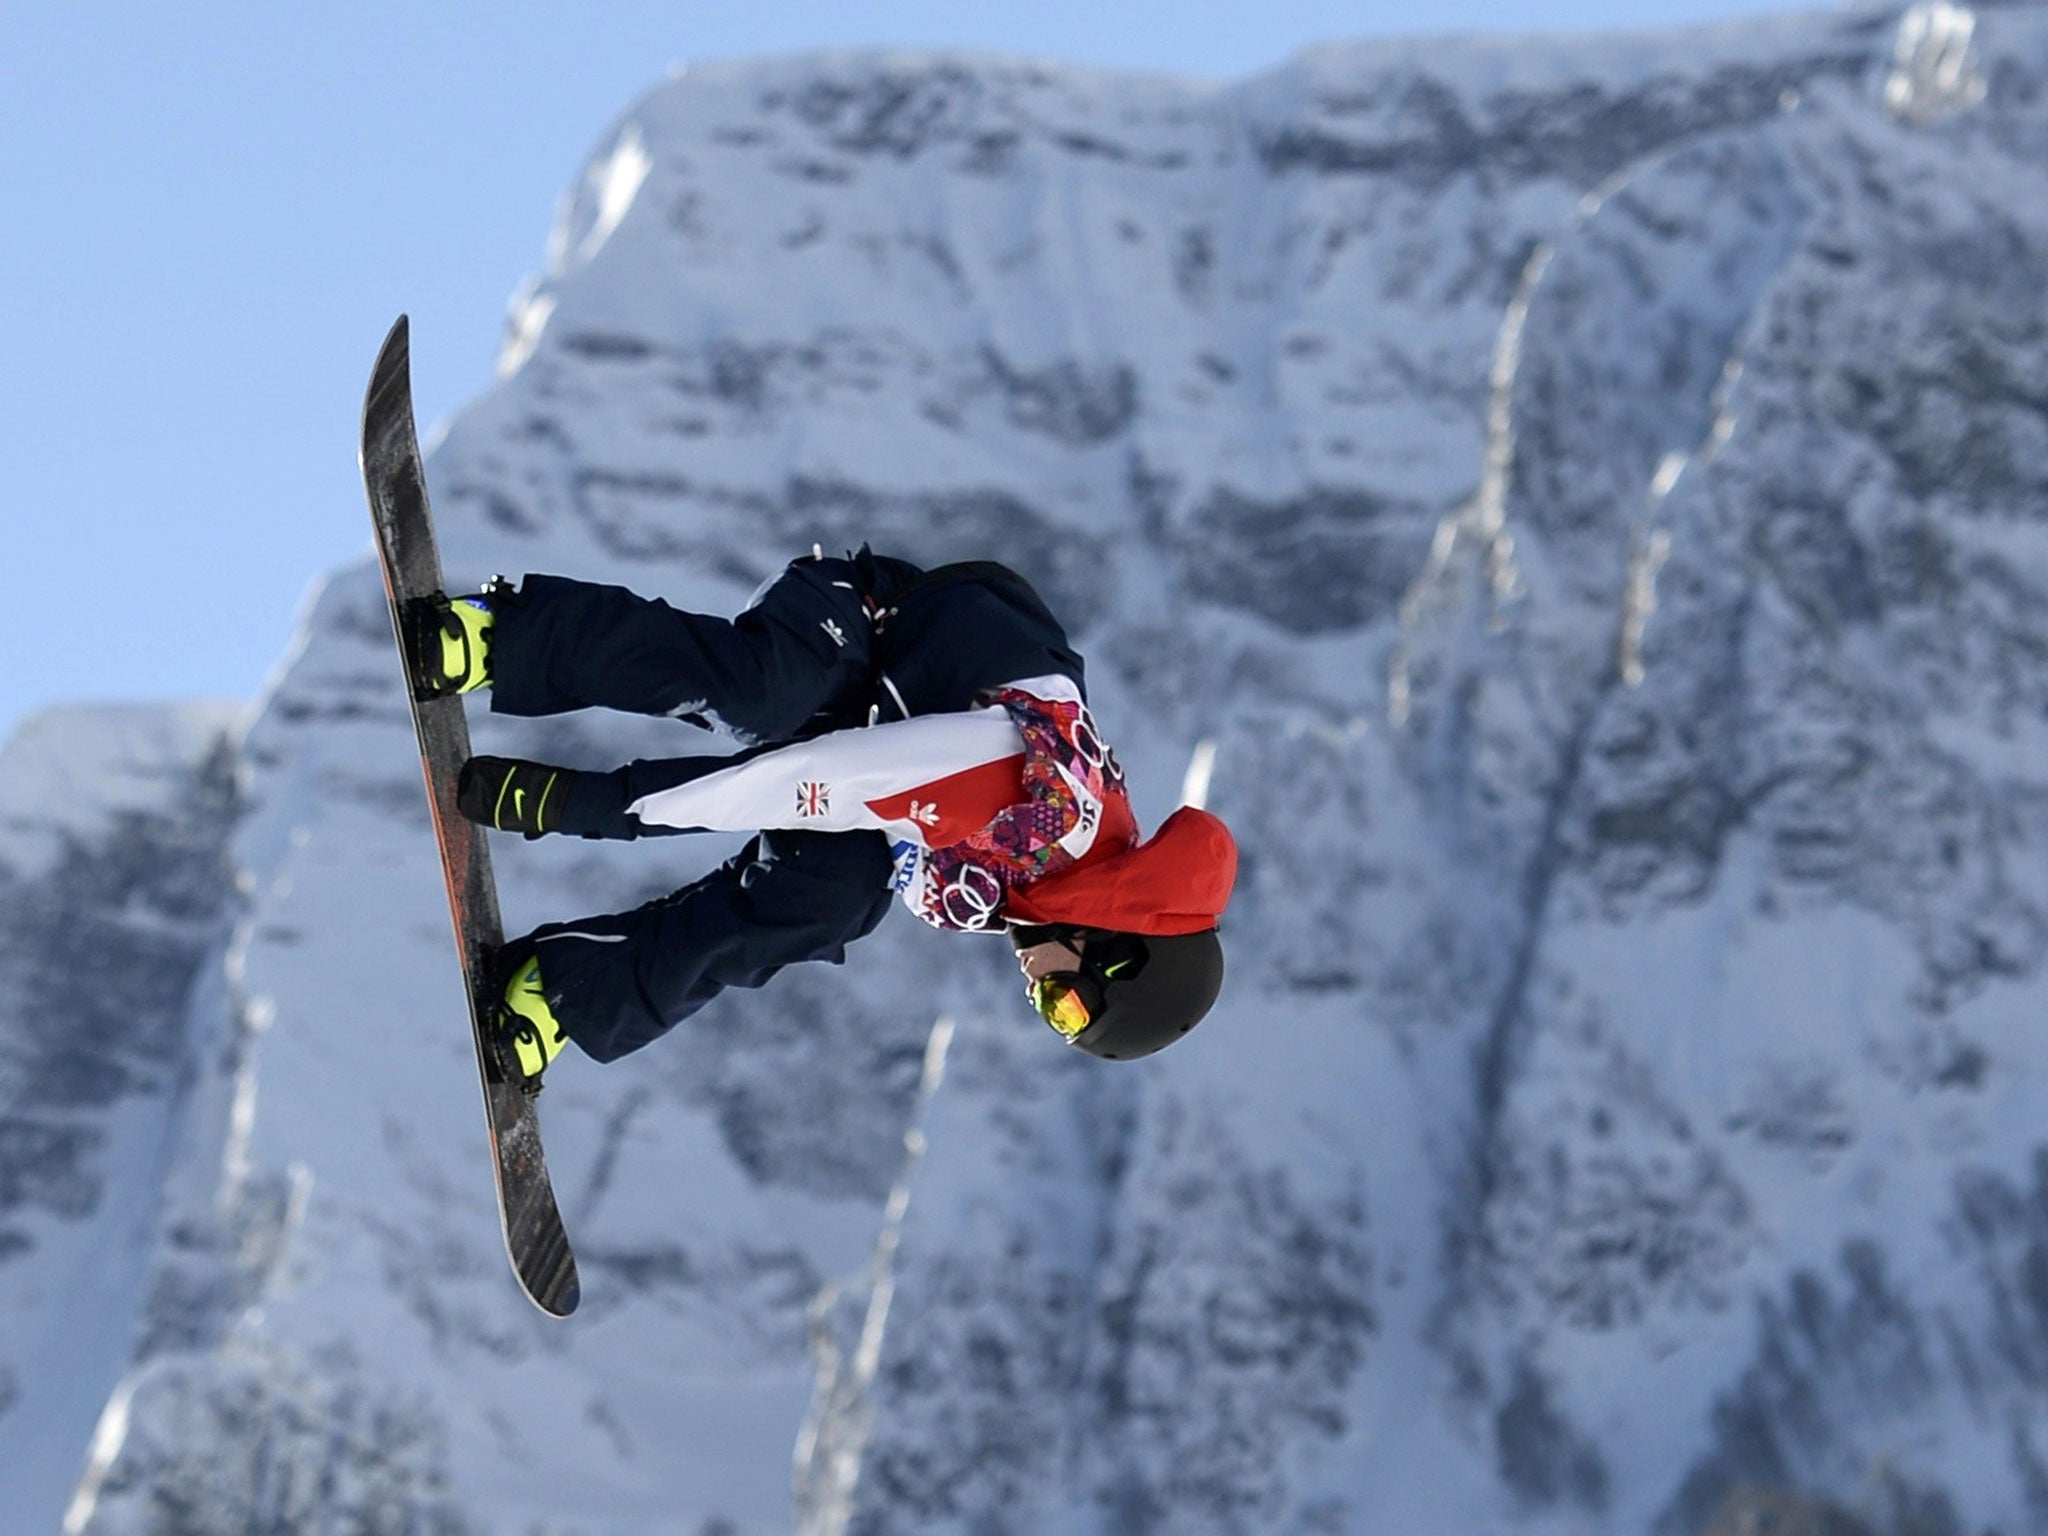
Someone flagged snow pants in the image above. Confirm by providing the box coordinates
[489,564,897,1063]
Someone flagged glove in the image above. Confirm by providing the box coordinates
[458,756,567,838]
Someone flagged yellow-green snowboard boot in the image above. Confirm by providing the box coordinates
[404,588,499,700]
[490,948,568,1092]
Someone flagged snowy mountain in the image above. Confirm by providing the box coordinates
[12,3,2048,1531]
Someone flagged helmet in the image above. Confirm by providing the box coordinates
[1013,924,1226,1061]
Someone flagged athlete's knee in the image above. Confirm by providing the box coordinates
[727,559,875,738]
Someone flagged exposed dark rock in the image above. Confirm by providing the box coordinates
[0,733,240,1228]
[1179,485,1440,635]
[1496,1357,1609,1512]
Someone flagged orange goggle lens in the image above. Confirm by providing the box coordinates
[1030,975,1097,1038]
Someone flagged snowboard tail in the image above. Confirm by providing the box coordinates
[360,315,580,1318]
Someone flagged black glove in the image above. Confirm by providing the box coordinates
[458,756,567,838]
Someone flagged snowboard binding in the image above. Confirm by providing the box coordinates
[481,943,568,1096]
[403,577,512,701]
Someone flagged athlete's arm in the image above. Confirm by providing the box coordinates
[545,706,1025,843]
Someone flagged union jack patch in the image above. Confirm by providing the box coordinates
[797,781,832,818]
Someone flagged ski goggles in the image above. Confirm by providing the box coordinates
[1030,971,1106,1038]
[1023,931,1150,1040]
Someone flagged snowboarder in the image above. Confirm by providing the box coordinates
[407,547,1237,1089]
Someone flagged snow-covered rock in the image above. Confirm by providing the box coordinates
[18,4,2048,1532]
[0,704,241,1536]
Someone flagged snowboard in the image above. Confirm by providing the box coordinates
[359,315,580,1318]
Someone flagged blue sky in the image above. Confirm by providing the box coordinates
[0,0,1821,748]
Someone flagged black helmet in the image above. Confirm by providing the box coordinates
[1012,925,1226,1061]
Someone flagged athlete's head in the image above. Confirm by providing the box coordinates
[1010,923,1225,1061]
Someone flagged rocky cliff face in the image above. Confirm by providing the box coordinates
[20,5,2048,1533]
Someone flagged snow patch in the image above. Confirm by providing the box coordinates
[1618,527,1673,690]
[1388,234,1547,726]
[580,124,653,263]
[59,1373,133,1536]
[795,1018,953,1536]
[1180,737,1218,810]
[498,279,557,378]
[1886,2,1987,124]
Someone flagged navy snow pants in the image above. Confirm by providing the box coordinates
[489,565,896,1063]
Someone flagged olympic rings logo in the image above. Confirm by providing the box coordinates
[1069,707,1124,783]
[939,863,1005,930]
